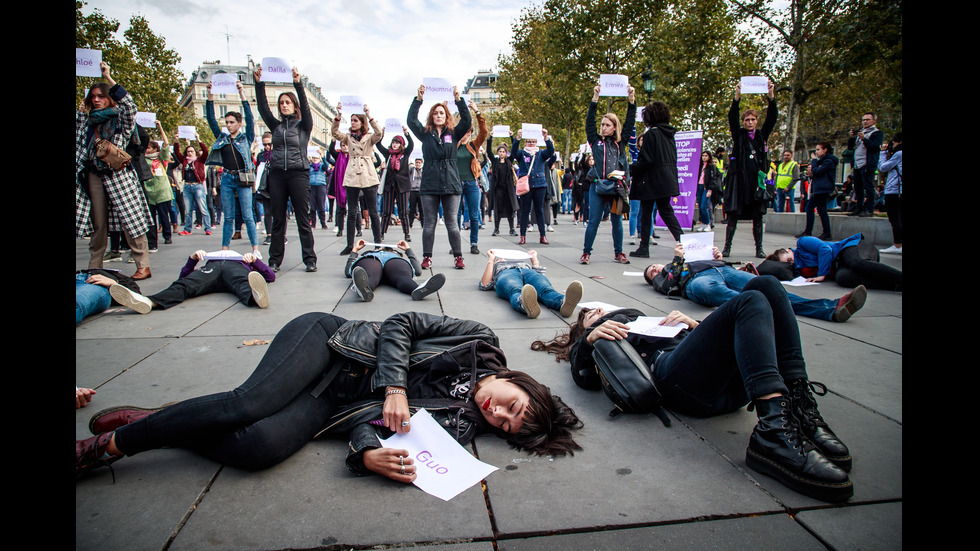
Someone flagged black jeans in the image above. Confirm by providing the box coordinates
[653,276,805,417]
[346,186,382,247]
[835,240,902,290]
[884,194,902,244]
[804,193,831,235]
[269,169,316,266]
[519,186,547,237]
[113,313,365,470]
[148,261,258,309]
[639,198,683,244]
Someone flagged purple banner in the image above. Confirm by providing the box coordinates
[656,130,702,230]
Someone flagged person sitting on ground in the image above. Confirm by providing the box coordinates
[767,233,902,291]
[643,243,867,323]
[531,276,853,503]
[110,249,274,314]
[76,268,142,325]
[480,249,583,319]
[345,239,445,302]
[76,311,583,479]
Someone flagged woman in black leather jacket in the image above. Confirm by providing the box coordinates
[77,312,583,481]
[532,276,853,503]
[254,65,317,272]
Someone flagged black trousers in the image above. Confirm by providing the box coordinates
[269,169,316,266]
[148,261,257,309]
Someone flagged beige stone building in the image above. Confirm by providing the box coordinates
[462,69,503,115]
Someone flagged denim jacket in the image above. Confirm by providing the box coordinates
[205,100,255,171]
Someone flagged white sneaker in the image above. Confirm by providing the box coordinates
[252,250,262,260]
[880,245,902,254]
[248,271,270,308]
[547,225,555,232]
[109,284,152,314]
[629,236,636,245]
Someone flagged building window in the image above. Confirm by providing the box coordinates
[220,105,228,117]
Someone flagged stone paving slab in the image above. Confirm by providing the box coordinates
[77,215,901,550]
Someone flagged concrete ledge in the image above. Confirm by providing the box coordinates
[763,212,894,246]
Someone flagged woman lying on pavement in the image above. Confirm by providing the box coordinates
[77,312,583,480]
[345,239,445,302]
[768,233,902,292]
[644,243,867,323]
[531,275,853,502]
[479,249,583,319]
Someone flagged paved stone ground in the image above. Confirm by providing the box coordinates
[76,212,902,550]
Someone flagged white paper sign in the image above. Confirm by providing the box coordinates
[579,143,589,153]
[422,78,455,103]
[261,57,293,83]
[578,301,623,312]
[680,232,715,262]
[359,242,398,249]
[381,409,498,501]
[489,248,531,260]
[210,73,238,95]
[177,126,197,140]
[599,74,629,97]
[740,76,769,94]
[409,149,423,161]
[636,105,645,123]
[340,95,365,115]
[385,118,404,137]
[781,277,819,287]
[76,48,102,77]
[626,317,685,338]
[521,123,543,141]
[203,250,244,262]
[492,125,510,138]
[135,112,157,128]
[307,146,320,157]
[449,94,471,114]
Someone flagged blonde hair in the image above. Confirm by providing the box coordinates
[601,113,622,143]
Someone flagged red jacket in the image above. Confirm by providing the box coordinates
[173,141,209,183]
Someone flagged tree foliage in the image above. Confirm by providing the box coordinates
[76,1,185,140]
[496,0,762,160]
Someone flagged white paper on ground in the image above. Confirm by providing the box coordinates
[623,271,644,276]
[626,316,684,338]
[781,276,819,286]
[381,409,498,501]
[203,250,245,261]
[680,232,715,261]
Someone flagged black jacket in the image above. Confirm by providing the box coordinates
[723,97,777,217]
[255,81,313,172]
[313,312,502,475]
[630,124,679,200]
[407,97,471,195]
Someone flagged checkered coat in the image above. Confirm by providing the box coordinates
[75,84,151,239]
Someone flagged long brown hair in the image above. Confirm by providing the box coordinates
[84,83,116,111]
[424,102,455,133]
[531,309,592,362]
[277,91,301,119]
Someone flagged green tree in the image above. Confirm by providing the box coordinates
[76,1,185,139]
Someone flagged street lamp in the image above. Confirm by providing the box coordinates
[642,68,655,103]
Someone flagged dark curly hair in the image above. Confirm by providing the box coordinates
[642,101,671,126]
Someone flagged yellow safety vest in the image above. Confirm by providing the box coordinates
[775,161,797,190]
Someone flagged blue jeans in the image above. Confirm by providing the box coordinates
[76,273,112,325]
[562,189,572,213]
[583,184,623,254]
[494,267,563,314]
[775,187,795,213]
[654,277,806,417]
[182,183,211,232]
[220,173,258,247]
[684,266,838,321]
[458,180,482,245]
[697,184,712,224]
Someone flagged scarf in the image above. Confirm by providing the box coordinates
[389,136,405,171]
[146,151,163,174]
[311,162,322,171]
[85,106,122,171]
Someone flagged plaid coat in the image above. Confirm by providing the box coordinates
[75,84,151,238]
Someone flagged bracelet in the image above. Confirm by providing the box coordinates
[385,388,407,398]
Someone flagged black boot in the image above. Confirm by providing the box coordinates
[789,380,851,471]
[630,237,650,258]
[752,220,765,258]
[722,223,736,257]
[745,396,853,502]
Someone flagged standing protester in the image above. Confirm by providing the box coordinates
[722,79,776,258]
[407,84,471,269]
[334,103,384,254]
[847,113,884,217]
[456,103,489,254]
[878,132,902,254]
[75,61,152,279]
[326,139,349,237]
[629,101,683,258]
[799,142,837,240]
[143,121,174,246]
[581,83,637,265]
[376,129,416,242]
[408,158,424,230]
[174,138,211,236]
[511,128,555,245]
[487,137,519,236]
[696,151,722,231]
[254,65,317,272]
[774,150,799,213]
[205,78,260,257]
[308,152,331,230]
[256,132,274,245]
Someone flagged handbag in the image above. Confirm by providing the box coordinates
[591,338,671,426]
[516,151,536,196]
[594,178,620,196]
[94,138,132,171]
[754,170,775,202]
